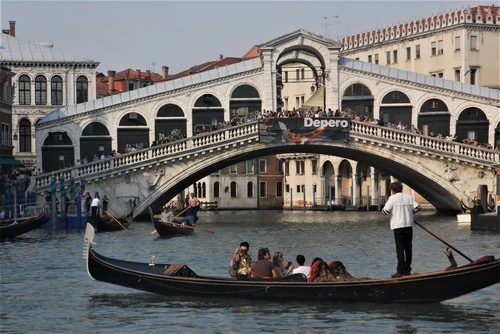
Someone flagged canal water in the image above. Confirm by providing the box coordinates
[1,210,498,333]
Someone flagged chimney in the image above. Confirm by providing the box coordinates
[107,70,116,94]
[161,66,169,79]
[136,69,141,78]
[9,21,15,37]
[146,70,151,79]
[219,54,223,60]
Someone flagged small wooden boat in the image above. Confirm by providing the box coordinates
[95,214,130,232]
[149,207,195,237]
[83,223,500,303]
[0,208,50,239]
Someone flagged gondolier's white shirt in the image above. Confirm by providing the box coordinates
[382,192,420,230]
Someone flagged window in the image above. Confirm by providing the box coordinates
[454,36,460,50]
[301,68,305,80]
[285,184,290,193]
[284,161,289,175]
[259,182,267,198]
[19,75,31,105]
[76,76,88,103]
[296,96,300,108]
[278,161,283,173]
[51,75,63,105]
[368,55,372,63]
[438,72,443,78]
[295,160,305,174]
[374,54,379,64]
[247,182,254,197]
[393,50,398,64]
[230,164,238,174]
[19,119,31,152]
[311,160,317,174]
[406,47,411,61]
[35,75,47,105]
[1,123,10,146]
[246,160,254,174]
[284,71,288,83]
[415,45,421,59]
[470,35,477,50]
[438,40,444,54]
[431,41,437,56]
[276,181,283,197]
[213,182,220,198]
[470,68,477,85]
[230,181,237,198]
[296,185,301,193]
[301,96,305,105]
[259,159,267,173]
[128,82,134,91]
[455,69,460,81]
[386,51,390,64]
[296,69,300,81]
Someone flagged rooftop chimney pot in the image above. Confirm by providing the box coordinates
[9,21,15,37]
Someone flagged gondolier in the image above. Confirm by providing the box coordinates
[90,192,101,228]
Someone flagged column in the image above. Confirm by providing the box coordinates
[336,175,342,204]
[327,47,340,111]
[261,47,276,111]
[353,173,360,207]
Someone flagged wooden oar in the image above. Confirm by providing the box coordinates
[158,219,215,234]
[150,206,190,235]
[414,220,473,263]
[104,210,128,231]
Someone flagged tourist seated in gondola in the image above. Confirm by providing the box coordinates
[272,251,293,276]
[229,241,253,277]
[292,254,311,280]
[251,248,280,279]
[160,205,186,225]
[309,257,354,282]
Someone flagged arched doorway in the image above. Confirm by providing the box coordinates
[455,107,489,144]
[18,118,32,153]
[380,90,412,128]
[155,103,187,144]
[80,122,112,161]
[41,132,74,172]
[495,122,500,150]
[338,160,353,207]
[342,83,374,119]
[117,112,149,153]
[321,161,335,204]
[229,85,261,124]
[192,94,224,134]
[418,98,450,136]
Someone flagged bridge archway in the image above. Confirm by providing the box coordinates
[418,98,450,136]
[456,107,489,144]
[321,160,335,203]
[80,122,111,161]
[229,84,261,124]
[155,103,187,144]
[379,90,412,128]
[117,112,149,153]
[342,83,374,119]
[193,94,224,134]
[42,132,74,171]
[338,159,353,206]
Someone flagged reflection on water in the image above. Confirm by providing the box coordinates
[1,210,499,333]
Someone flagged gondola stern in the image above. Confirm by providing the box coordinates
[83,223,97,280]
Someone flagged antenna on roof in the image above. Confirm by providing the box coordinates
[149,62,156,72]
[321,16,341,39]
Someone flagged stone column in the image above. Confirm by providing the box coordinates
[336,175,342,204]
[261,47,276,112]
[370,167,377,207]
[327,47,340,111]
[353,173,360,207]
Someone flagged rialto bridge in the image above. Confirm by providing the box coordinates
[33,120,498,218]
[32,29,500,218]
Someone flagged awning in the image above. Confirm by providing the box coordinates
[302,86,325,110]
[0,156,24,166]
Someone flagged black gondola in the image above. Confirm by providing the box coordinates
[149,207,195,237]
[0,208,50,239]
[95,214,130,232]
[83,223,499,303]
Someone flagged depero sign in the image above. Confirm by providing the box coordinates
[303,117,350,129]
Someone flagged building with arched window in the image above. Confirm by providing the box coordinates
[0,21,99,172]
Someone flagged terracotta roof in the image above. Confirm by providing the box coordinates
[165,57,243,81]
[112,68,163,82]
[242,45,260,59]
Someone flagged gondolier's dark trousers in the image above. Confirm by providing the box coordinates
[91,206,99,228]
[393,226,412,275]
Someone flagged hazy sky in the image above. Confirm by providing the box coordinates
[1,0,484,74]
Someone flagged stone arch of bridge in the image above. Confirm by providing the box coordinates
[135,142,463,217]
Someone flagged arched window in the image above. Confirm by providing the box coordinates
[19,75,31,105]
[213,182,220,198]
[247,181,254,197]
[51,76,63,105]
[19,118,31,152]
[35,75,47,105]
[230,181,237,198]
[76,76,88,103]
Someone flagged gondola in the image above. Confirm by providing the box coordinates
[0,208,50,239]
[149,207,195,237]
[95,214,130,232]
[83,223,500,303]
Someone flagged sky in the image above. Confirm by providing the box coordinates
[1,0,486,75]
